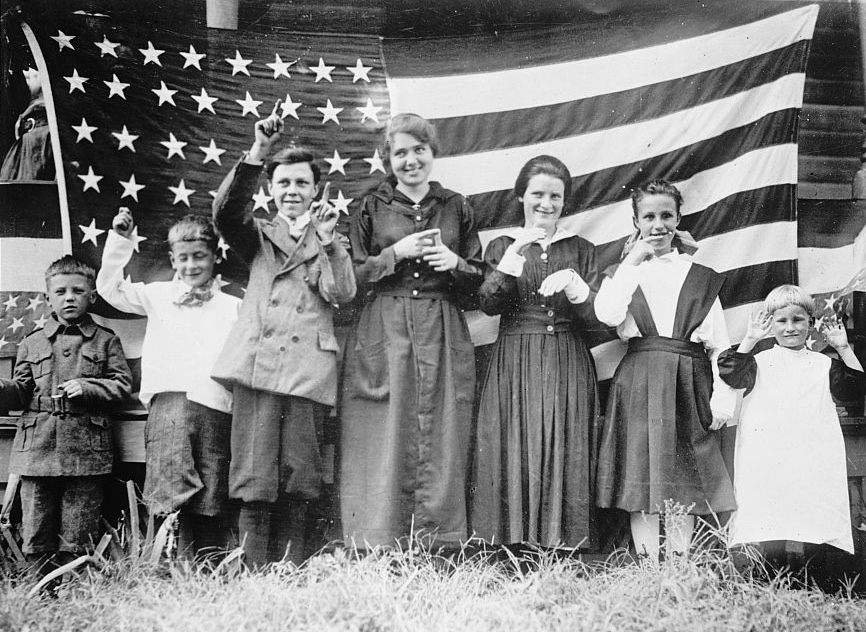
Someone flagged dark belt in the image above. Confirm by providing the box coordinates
[27,394,86,416]
[628,336,706,359]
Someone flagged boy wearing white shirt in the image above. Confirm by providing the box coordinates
[97,210,240,559]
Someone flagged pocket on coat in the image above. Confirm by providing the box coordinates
[80,349,105,377]
[88,416,113,451]
[317,329,341,353]
[12,416,37,452]
[349,339,390,401]
[28,350,52,378]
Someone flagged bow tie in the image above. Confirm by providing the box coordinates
[174,284,214,307]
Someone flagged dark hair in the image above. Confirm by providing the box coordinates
[44,255,96,289]
[167,214,219,253]
[383,113,440,170]
[513,155,572,201]
[266,146,321,184]
[631,179,683,217]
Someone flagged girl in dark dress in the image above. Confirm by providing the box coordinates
[594,180,736,562]
[471,155,600,548]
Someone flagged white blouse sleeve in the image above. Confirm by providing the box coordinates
[593,264,640,327]
[693,297,738,419]
[96,231,151,316]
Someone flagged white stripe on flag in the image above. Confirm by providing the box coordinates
[592,339,627,382]
[797,245,857,296]
[389,5,818,118]
[478,144,798,250]
[0,238,65,291]
[695,222,797,273]
[724,301,764,345]
[430,73,805,196]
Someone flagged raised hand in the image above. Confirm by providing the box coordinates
[743,310,772,344]
[310,182,338,242]
[510,225,547,255]
[250,99,284,162]
[112,207,134,239]
[622,238,656,266]
[823,319,851,351]
[393,229,440,262]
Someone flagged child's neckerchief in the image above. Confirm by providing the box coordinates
[173,278,215,307]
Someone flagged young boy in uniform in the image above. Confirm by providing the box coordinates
[212,101,356,568]
[0,256,132,571]
[97,210,240,559]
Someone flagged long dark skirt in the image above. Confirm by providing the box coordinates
[595,337,735,515]
[471,331,598,548]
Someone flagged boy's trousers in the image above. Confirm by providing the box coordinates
[19,475,105,555]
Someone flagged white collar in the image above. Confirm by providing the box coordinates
[503,224,576,247]
[277,211,311,230]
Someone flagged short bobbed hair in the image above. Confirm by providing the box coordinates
[44,255,96,290]
[764,284,816,318]
[513,155,572,202]
[383,113,440,168]
[631,179,684,217]
[266,146,321,184]
[167,214,219,253]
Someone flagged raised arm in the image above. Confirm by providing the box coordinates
[96,209,151,316]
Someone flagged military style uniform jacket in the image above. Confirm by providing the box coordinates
[211,158,356,406]
[0,315,132,476]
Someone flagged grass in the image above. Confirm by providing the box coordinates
[2,533,866,632]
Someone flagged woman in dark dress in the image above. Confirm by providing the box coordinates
[471,155,600,548]
[340,114,484,548]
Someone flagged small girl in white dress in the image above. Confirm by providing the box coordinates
[719,285,864,555]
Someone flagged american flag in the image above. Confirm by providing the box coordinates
[0,1,852,382]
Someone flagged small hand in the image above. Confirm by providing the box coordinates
[538,269,579,296]
[744,310,773,343]
[310,182,337,242]
[422,243,459,272]
[622,239,656,266]
[823,320,851,351]
[709,412,731,431]
[393,229,440,262]
[60,379,84,399]
[112,207,134,239]
[510,226,547,255]
[250,99,284,161]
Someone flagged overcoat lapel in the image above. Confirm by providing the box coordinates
[259,219,319,273]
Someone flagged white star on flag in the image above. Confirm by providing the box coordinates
[324,150,350,175]
[72,118,97,142]
[347,59,372,83]
[180,45,205,70]
[7,318,24,334]
[2,295,18,310]
[129,226,148,252]
[27,295,43,311]
[226,50,253,76]
[217,237,230,259]
[104,74,130,99]
[51,30,75,51]
[78,166,103,192]
[330,190,354,215]
[160,133,187,160]
[235,91,263,117]
[805,335,816,350]
[364,149,385,174]
[169,179,195,207]
[317,99,343,125]
[199,139,226,165]
[312,58,335,82]
[824,294,838,310]
[139,41,165,66]
[32,314,49,330]
[152,81,177,106]
[79,218,106,246]
[357,98,382,124]
[0,337,7,348]
[95,36,120,58]
[214,274,230,289]
[267,54,295,79]
[280,94,302,119]
[191,88,218,114]
[119,174,145,201]
[112,125,139,152]
[64,69,88,94]
[251,186,273,211]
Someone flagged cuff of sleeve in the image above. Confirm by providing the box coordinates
[496,248,525,277]
[242,151,264,166]
[320,239,336,254]
[563,270,590,304]
[710,383,738,419]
